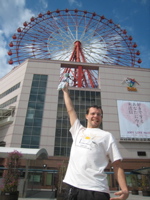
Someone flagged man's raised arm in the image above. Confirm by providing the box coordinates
[62,83,77,126]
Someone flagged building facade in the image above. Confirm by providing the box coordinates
[0,59,150,193]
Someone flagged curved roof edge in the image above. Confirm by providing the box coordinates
[0,147,48,160]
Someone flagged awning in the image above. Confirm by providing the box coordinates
[0,147,49,198]
[0,106,15,118]
[0,147,48,160]
[131,167,150,175]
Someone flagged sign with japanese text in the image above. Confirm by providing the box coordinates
[117,100,150,139]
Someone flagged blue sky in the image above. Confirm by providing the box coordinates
[0,0,150,78]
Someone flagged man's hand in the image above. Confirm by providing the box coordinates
[110,190,129,200]
[62,82,69,92]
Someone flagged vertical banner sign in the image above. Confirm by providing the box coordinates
[117,100,150,139]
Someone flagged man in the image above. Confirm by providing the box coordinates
[62,83,129,200]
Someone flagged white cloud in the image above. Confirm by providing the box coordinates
[39,0,48,9]
[0,32,13,78]
[0,0,35,78]
[0,0,34,37]
[68,0,82,7]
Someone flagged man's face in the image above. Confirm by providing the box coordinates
[85,107,103,128]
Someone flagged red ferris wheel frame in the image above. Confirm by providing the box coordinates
[8,9,142,88]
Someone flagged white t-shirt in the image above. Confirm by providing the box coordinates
[63,119,122,194]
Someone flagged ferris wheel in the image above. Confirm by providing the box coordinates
[8,9,142,88]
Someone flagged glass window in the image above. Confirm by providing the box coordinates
[55,90,101,156]
[33,74,41,80]
[25,118,33,126]
[90,92,96,104]
[80,120,86,127]
[0,96,17,108]
[96,92,100,98]
[37,95,45,102]
[57,104,63,112]
[21,144,30,148]
[31,136,40,145]
[22,74,48,148]
[60,147,66,156]
[68,137,73,146]
[62,120,67,128]
[56,120,62,128]
[0,82,20,99]
[32,80,39,87]
[46,173,52,186]
[75,105,79,112]
[62,129,68,137]
[57,112,63,119]
[80,105,85,113]
[36,103,44,110]
[39,81,47,87]
[74,97,79,105]
[95,98,101,105]
[54,147,60,156]
[75,90,79,96]
[29,145,39,149]
[22,136,31,144]
[28,102,36,109]
[38,88,46,95]
[58,97,64,104]
[80,91,85,97]
[79,112,86,119]
[56,129,61,137]
[86,90,90,96]
[29,94,37,101]
[55,137,61,146]
[58,90,63,99]
[81,95,86,104]
[32,127,41,135]
[34,110,43,118]
[61,138,68,146]
[63,113,68,120]
[30,88,38,95]
[66,147,71,156]
[90,91,95,98]
[26,109,35,119]
[33,118,42,126]
[69,90,74,96]
[41,75,48,81]
[59,93,64,101]
[23,127,32,135]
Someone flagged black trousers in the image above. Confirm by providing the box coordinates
[65,185,110,200]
